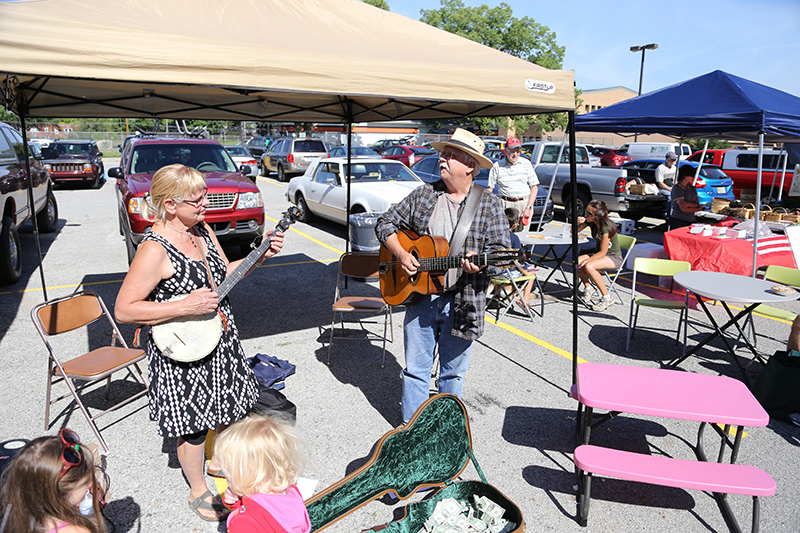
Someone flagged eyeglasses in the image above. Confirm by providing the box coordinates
[440,149,473,166]
[585,209,596,217]
[58,428,81,481]
[181,188,208,207]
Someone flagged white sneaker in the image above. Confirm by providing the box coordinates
[579,286,596,305]
[592,297,615,312]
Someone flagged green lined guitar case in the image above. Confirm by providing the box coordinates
[305,394,524,532]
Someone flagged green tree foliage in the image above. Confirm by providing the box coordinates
[686,138,732,150]
[363,0,390,10]
[419,0,571,135]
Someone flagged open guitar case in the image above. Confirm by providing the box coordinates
[305,394,524,532]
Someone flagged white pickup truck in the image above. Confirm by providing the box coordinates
[0,122,58,284]
[521,141,667,221]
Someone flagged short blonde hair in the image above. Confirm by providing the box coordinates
[214,414,304,497]
[143,164,206,222]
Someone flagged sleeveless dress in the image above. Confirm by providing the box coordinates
[143,226,259,438]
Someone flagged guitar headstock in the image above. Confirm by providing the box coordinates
[277,206,302,232]
[492,247,529,263]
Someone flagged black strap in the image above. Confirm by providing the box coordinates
[449,183,484,255]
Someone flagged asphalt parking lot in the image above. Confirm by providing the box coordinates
[1,163,799,532]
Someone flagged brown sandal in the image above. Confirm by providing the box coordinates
[189,489,229,521]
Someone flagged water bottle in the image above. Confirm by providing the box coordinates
[78,490,93,516]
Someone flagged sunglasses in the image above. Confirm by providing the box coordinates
[58,428,81,481]
[440,150,473,166]
[181,188,209,208]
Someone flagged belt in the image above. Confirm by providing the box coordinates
[501,196,526,202]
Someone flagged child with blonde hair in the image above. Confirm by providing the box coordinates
[214,414,310,533]
[0,430,105,533]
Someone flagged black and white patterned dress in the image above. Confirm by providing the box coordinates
[143,226,258,438]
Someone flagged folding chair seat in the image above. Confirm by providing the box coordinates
[626,258,691,355]
[601,234,636,303]
[487,262,543,324]
[31,290,148,453]
[328,252,393,367]
[735,264,800,352]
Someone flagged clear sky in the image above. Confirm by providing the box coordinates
[389,0,800,97]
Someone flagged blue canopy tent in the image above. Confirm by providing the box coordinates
[574,70,800,276]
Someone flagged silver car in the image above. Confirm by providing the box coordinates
[261,137,328,182]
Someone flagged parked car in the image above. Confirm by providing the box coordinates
[108,136,263,263]
[224,145,259,180]
[244,136,273,159]
[687,148,798,200]
[380,145,436,167]
[0,121,58,284]
[286,157,424,224]
[589,146,633,167]
[620,159,735,210]
[409,154,555,228]
[29,138,52,148]
[620,142,693,161]
[41,140,104,188]
[371,139,401,152]
[261,137,328,182]
[483,148,506,160]
[328,145,380,158]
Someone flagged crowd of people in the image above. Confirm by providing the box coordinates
[2,130,795,532]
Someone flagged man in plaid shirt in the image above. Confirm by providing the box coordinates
[376,129,510,423]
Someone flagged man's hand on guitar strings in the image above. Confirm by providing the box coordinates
[182,287,219,315]
[398,250,419,276]
[461,251,483,274]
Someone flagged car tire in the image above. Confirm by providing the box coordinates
[124,231,137,265]
[36,190,59,233]
[260,160,270,177]
[278,165,286,182]
[0,216,22,285]
[564,190,590,222]
[91,171,102,189]
[296,194,314,223]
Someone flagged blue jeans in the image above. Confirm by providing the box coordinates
[658,189,672,219]
[401,294,473,423]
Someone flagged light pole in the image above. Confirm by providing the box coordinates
[630,43,658,142]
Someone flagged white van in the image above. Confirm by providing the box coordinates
[620,142,693,161]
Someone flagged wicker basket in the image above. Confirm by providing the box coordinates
[784,210,800,223]
[760,205,783,222]
[711,198,731,214]
[732,203,756,219]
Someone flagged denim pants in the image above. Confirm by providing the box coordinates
[658,189,672,219]
[401,293,473,423]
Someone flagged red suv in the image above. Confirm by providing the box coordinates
[108,137,264,263]
[41,140,105,188]
[589,146,632,167]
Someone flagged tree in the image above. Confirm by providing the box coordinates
[419,0,572,135]
[686,138,732,150]
[363,0,390,10]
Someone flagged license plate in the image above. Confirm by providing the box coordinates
[716,187,726,193]
[305,156,320,162]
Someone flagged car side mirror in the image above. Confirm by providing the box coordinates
[325,176,337,185]
[97,152,103,157]
[107,167,123,179]
[240,164,253,176]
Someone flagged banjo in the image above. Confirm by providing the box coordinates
[151,207,300,362]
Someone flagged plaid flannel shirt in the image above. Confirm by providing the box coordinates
[375,180,511,340]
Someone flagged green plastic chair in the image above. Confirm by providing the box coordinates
[735,265,800,351]
[601,234,637,303]
[487,263,543,324]
[626,257,692,354]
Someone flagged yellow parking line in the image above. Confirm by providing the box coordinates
[486,316,588,364]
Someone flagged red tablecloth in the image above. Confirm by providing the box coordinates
[663,227,797,275]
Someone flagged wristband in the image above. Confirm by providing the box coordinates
[525,206,532,210]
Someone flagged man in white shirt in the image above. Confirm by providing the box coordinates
[488,137,539,231]
[655,151,678,223]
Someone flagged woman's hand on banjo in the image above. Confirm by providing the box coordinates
[180,288,219,315]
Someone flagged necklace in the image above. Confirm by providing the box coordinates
[164,222,198,249]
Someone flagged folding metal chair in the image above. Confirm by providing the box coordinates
[31,290,148,453]
[601,234,636,303]
[328,252,393,367]
[626,258,691,355]
[487,263,543,324]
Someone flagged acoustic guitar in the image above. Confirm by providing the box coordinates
[151,207,300,362]
[379,229,525,306]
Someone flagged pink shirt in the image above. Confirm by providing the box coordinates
[226,485,311,533]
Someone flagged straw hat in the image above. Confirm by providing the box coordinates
[430,128,493,169]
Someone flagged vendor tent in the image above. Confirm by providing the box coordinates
[574,70,800,276]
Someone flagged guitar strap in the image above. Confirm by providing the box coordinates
[192,227,229,331]
[449,183,484,256]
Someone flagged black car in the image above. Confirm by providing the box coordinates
[409,154,554,228]
[244,136,273,158]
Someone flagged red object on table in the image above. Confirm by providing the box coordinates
[663,226,797,275]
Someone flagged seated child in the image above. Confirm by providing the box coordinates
[494,208,537,308]
[215,414,310,533]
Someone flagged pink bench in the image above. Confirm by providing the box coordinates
[574,445,775,531]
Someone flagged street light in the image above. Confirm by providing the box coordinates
[630,43,657,141]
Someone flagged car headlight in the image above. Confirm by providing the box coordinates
[127,197,145,214]
[83,163,93,172]
[237,191,264,210]
[44,164,51,172]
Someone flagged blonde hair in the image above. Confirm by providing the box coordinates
[214,414,304,497]
[143,164,206,222]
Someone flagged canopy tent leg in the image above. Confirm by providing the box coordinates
[752,133,764,278]
[18,113,48,300]
[568,111,579,388]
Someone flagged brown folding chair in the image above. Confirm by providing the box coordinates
[31,290,148,453]
[327,252,393,367]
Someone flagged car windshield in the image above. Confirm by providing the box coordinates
[347,162,421,183]
[53,143,92,155]
[410,147,436,155]
[130,143,238,174]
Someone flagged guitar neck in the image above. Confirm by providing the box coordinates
[215,236,274,300]
[417,254,491,272]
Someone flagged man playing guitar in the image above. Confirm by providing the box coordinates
[375,129,511,424]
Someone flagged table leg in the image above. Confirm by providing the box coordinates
[721,303,767,366]
[667,296,760,385]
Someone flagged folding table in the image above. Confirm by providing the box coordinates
[667,270,799,385]
[518,231,588,290]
